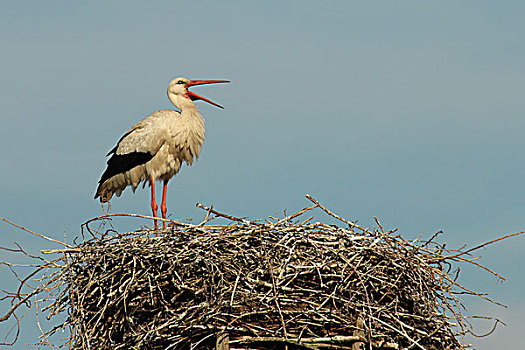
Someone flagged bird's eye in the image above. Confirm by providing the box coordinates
[177,81,185,85]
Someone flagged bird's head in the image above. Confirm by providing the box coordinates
[167,77,229,109]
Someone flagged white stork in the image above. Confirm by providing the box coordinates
[95,77,229,230]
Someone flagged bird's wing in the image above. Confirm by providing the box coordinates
[96,112,172,189]
[113,114,171,156]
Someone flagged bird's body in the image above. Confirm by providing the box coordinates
[95,77,228,230]
[95,108,205,201]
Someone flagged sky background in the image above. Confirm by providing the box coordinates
[1,1,524,348]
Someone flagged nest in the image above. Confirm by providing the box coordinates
[1,195,515,349]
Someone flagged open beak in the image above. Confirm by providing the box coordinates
[186,79,230,109]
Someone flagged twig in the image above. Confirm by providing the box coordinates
[446,230,525,259]
[304,194,373,234]
[196,203,263,226]
[0,217,72,248]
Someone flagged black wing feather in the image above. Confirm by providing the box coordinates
[94,150,154,199]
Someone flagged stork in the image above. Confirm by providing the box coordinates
[95,77,229,230]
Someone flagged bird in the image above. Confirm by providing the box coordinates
[95,77,229,231]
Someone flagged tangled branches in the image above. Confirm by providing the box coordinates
[1,196,520,349]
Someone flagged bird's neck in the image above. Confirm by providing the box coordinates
[168,95,205,129]
[169,94,198,112]
[180,105,204,123]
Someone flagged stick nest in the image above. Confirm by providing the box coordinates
[2,196,514,349]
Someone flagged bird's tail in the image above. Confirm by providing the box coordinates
[94,181,115,203]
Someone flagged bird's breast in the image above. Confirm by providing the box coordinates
[145,111,205,181]
[170,112,206,164]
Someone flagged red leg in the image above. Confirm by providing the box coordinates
[150,177,159,233]
[160,180,169,229]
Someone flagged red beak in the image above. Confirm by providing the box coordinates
[186,79,230,109]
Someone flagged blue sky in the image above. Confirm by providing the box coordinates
[1,1,524,348]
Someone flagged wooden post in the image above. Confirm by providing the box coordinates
[216,332,230,350]
[352,316,365,350]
